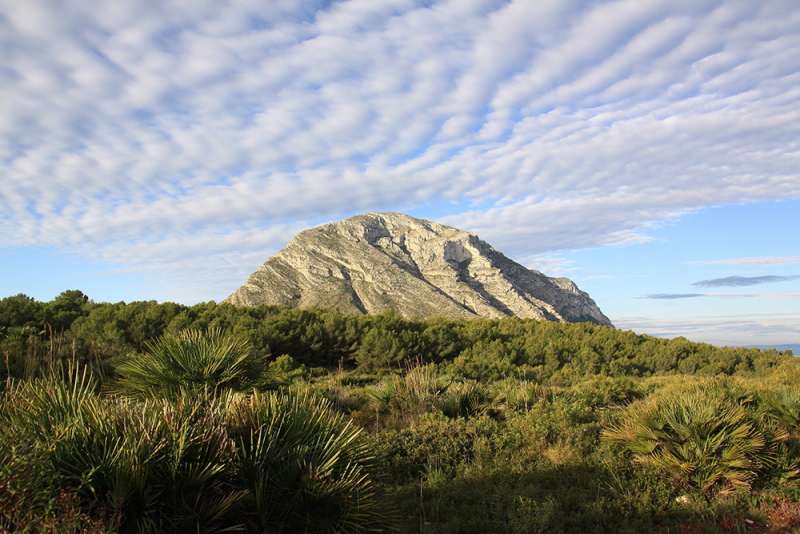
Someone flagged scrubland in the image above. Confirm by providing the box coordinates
[1,292,798,533]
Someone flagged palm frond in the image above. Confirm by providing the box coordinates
[112,328,269,400]
[602,383,769,497]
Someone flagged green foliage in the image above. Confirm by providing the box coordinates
[2,290,800,533]
[112,328,269,399]
[369,413,499,484]
[438,380,501,419]
[45,290,90,333]
[2,290,795,387]
[358,369,800,533]
[64,401,240,533]
[602,382,791,498]
[226,391,398,533]
[494,377,549,411]
[3,348,800,533]
[0,368,117,532]
[1,370,397,533]
[268,354,310,382]
[361,365,503,427]
[753,388,800,489]
[568,376,646,408]
[369,400,654,533]
[0,457,115,533]
[2,367,240,533]
[0,293,45,329]
[367,365,449,424]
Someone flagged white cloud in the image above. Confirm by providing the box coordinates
[1,0,800,302]
[693,256,800,266]
[515,254,578,277]
[614,309,800,346]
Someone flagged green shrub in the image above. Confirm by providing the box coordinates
[0,454,115,533]
[2,363,397,533]
[369,413,499,485]
[602,384,782,497]
[494,378,549,411]
[3,370,243,533]
[225,391,398,533]
[365,365,449,426]
[569,376,645,408]
[112,328,269,399]
[268,354,310,382]
[753,388,800,490]
[438,380,502,419]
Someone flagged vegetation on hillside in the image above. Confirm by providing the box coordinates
[1,290,798,533]
[1,291,791,385]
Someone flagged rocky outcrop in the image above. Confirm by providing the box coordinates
[225,212,613,326]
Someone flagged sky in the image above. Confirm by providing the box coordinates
[1,0,799,348]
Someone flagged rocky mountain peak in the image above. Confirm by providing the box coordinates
[225,212,613,327]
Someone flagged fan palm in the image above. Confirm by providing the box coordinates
[226,390,398,533]
[3,336,396,533]
[112,328,268,400]
[4,369,245,533]
[602,385,769,497]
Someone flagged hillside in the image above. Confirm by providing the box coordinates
[226,212,612,326]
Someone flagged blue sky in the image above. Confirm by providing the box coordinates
[1,0,799,347]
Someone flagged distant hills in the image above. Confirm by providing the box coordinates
[226,212,612,326]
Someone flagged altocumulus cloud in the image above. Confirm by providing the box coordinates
[693,275,800,288]
[2,0,800,301]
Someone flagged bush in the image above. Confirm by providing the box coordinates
[3,369,243,533]
[112,328,269,399]
[1,365,397,533]
[602,383,787,498]
[225,391,399,533]
[369,413,498,484]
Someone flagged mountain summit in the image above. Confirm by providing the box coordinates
[225,212,612,326]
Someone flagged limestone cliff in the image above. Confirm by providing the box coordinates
[225,212,613,326]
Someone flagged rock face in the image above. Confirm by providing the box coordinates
[225,212,613,326]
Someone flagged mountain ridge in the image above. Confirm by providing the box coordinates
[225,212,613,327]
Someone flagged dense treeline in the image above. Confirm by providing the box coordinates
[1,290,792,385]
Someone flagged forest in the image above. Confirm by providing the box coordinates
[1,290,799,533]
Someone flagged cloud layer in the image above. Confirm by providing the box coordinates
[640,293,706,300]
[615,309,800,346]
[2,0,800,300]
[694,256,800,266]
[693,275,800,288]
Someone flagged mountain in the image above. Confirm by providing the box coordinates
[225,212,613,326]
